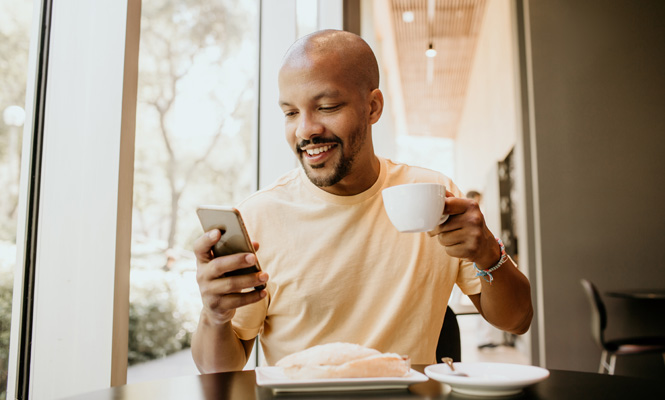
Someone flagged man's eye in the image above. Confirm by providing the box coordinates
[284,111,298,118]
[319,105,340,112]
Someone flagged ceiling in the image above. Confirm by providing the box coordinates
[382,0,487,139]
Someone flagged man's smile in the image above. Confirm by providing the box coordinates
[305,144,333,156]
[298,142,340,165]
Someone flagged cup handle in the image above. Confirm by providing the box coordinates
[438,214,449,225]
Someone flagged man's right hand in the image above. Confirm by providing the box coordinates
[193,229,269,326]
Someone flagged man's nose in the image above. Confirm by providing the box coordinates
[296,112,324,140]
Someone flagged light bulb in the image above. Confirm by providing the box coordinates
[425,43,437,58]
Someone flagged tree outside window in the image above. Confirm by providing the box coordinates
[128,0,259,372]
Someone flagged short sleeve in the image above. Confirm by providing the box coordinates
[231,291,269,340]
[456,259,481,295]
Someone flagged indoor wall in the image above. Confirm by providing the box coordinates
[518,0,665,377]
[455,0,519,197]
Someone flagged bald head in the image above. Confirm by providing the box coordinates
[281,30,380,92]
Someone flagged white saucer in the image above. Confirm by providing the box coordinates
[425,362,550,397]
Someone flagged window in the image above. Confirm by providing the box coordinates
[127,0,260,382]
[0,1,33,398]
[4,1,344,397]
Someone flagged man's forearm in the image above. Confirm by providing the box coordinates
[191,311,253,373]
[470,258,533,334]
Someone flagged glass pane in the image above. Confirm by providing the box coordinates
[296,0,318,38]
[394,135,456,180]
[128,0,259,383]
[0,1,33,398]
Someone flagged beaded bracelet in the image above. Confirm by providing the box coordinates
[474,238,507,285]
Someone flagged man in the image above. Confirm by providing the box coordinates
[191,30,532,373]
[466,190,482,204]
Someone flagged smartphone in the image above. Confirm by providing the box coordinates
[196,205,265,291]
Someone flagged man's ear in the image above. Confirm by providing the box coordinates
[368,89,384,125]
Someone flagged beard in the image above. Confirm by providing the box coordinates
[297,127,366,188]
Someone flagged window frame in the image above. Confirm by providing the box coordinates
[7,0,140,398]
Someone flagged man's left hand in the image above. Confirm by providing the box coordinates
[428,191,501,269]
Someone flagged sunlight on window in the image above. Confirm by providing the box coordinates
[0,1,33,398]
[395,135,456,180]
[296,0,318,38]
[128,0,259,382]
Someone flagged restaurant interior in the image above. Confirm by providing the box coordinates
[1,0,664,399]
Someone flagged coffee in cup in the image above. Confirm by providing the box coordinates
[381,183,449,233]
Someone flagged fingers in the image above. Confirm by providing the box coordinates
[433,225,465,246]
[200,274,268,320]
[428,224,448,237]
[194,231,268,323]
[198,261,269,322]
[198,252,257,282]
[196,249,268,297]
[427,193,473,237]
[426,191,458,237]
[437,228,488,261]
[211,289,267,311]
[203,272,268,297]
[428,196,482,235]
[194,230,262,278]
[429,194,497,263]
[444,195,479,217]
[201,288,267,325]
[193,230,221,262]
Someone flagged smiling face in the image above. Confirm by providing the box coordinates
[279,61,371,191]
[278,31,384,195]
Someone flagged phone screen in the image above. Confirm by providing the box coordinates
[196,206,265,290]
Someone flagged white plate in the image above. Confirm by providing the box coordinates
[255,366,428,393]
[425,362,550,397]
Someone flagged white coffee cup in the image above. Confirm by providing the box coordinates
[382,183,449,233]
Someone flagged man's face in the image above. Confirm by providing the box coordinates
[278,55,372,190]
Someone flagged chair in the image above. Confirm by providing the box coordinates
[436,306,461,363]
[580,279,665,374]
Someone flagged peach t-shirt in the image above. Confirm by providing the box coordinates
[234,157,481,365]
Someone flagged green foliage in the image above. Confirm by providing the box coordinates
[127,283,192,366]
[0,270,13,400]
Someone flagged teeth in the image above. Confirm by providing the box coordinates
[306,145,332,155]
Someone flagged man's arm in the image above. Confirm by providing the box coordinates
[430,192,533,334]
[191,230,268,373]
[191,311,254,373]
[468,257,533,334]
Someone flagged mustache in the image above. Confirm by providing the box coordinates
[297,136,343,151]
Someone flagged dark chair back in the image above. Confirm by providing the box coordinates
[580,279,608,349]
[436,306,461,362]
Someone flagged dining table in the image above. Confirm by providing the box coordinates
[59,364,665,400]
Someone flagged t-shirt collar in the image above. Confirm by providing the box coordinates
[298,157,387,205]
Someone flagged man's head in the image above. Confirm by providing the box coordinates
[466,190,482,204]
[278,30,384,195]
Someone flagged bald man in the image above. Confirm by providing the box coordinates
[191,30,532,373]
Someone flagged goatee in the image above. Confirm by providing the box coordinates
[298,135,360,188]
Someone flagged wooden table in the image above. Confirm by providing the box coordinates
[60,365,665,399]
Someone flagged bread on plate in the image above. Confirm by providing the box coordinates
[275,342,411,380]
